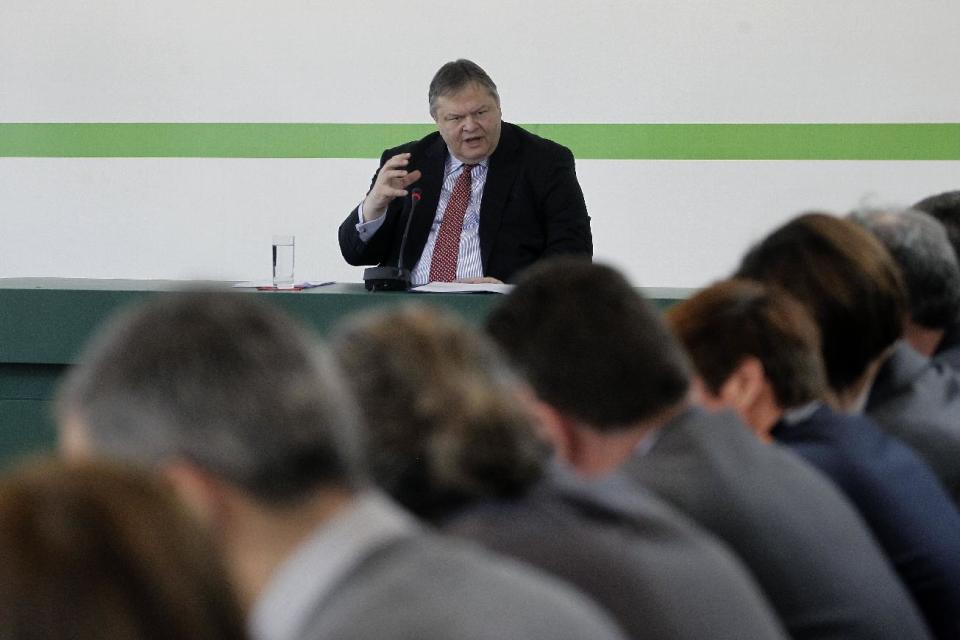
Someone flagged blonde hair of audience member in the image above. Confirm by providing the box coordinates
[332,304,549,519]
[666,279,829,439]
[0,458,247,640]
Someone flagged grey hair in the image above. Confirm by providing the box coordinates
[914,190,960,260]
[850,207,960,329]
[56,292,366,504]
[428,59,500,119]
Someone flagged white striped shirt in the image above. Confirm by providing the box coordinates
[356,153,489,286]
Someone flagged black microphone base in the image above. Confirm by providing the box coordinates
[363,266,412,292]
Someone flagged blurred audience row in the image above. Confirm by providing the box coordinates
[3,190,960,640]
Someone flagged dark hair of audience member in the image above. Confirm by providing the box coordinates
[485,257,691,432]
[331,305,549,521]
[55,292,366,505]
[736,213,907,394]
[666,278,828,408]
[0,458,247,640]
[850,207,960,330]
[914,190,960,259]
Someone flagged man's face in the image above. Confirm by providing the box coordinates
[433,82,502,163]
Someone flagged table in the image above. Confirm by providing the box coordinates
[0,278,690,467]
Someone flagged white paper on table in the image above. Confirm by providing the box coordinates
[231,280,335,289]
[411,282,514,294]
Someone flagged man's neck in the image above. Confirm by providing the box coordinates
[223,488,355,613]
[904,320,944,357]
[570,401,689,477]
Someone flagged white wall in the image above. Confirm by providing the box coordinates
[2,1,959,286]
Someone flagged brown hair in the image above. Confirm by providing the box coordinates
[737,213,907,393]
[332,305,549,521]
[667,279,828,408]
[0,458,247,640]
[486,258,691,432]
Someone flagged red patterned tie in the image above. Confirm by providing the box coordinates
[429,164,474,282]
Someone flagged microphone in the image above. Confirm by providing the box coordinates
[364,188,422,291]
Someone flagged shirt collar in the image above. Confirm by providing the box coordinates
[444,150,489,173]
[250,491,420,640]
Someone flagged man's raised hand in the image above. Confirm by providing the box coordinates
[362,153,423,221]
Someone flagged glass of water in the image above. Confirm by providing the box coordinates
[272,235,295,289]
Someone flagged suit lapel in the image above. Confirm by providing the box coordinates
[402,136,446,270]
[479,123,521,271]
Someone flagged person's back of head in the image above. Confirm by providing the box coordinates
[850,207,960,333]
[736,213,907,399]
[0,458,247,640]
[331,305,548,521]
[667,278,828,427]
[485,257,691,432]
[56,291,365,505]
[914,190,960,260]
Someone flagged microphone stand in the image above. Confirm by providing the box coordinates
[363,188,422,291]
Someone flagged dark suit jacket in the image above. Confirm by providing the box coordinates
[338,122,592,282]
[867,340,960,504]
[624,406,931,640]
[773,405,960,640]
[442,467,788,640]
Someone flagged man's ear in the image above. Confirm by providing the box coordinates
[163,461,232,531]
[514,388,580,464]
[716,357,767,414]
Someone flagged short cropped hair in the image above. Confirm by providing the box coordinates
[0,458,246,640]
[737,213,907,393]
[56,292,365,504]
[850,207,960,329]
[667,279,828,409]
[485,258,691,432]
[914,190,960,260]
[429,59,500,118]
[332,305,548,521]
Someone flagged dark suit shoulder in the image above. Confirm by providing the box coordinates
[500,122,575,162]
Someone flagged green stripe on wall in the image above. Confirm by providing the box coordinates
[1,123,959,160]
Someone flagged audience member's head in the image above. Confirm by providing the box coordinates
[914,190,960,259]
[55,291,366,607]
[332,305,548,521]
[0,458,246,640]
[736,213,907,407]
[667,279,828,439]
[485,258,691,475]
[487,258,690,431]
[57,291,364,502]
[850,207,960,355]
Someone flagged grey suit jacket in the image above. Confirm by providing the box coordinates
[299,529,627,640]
[443,467,788,640]
[624,406,931,640]
[867,340,960,504]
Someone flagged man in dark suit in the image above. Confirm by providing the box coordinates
[338,59,592,284]
[737,212,960,506]
[486,258,932,640]
[667,278,960,640]
[55,293,628,640]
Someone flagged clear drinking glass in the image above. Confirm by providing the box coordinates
[272,235,295,289]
